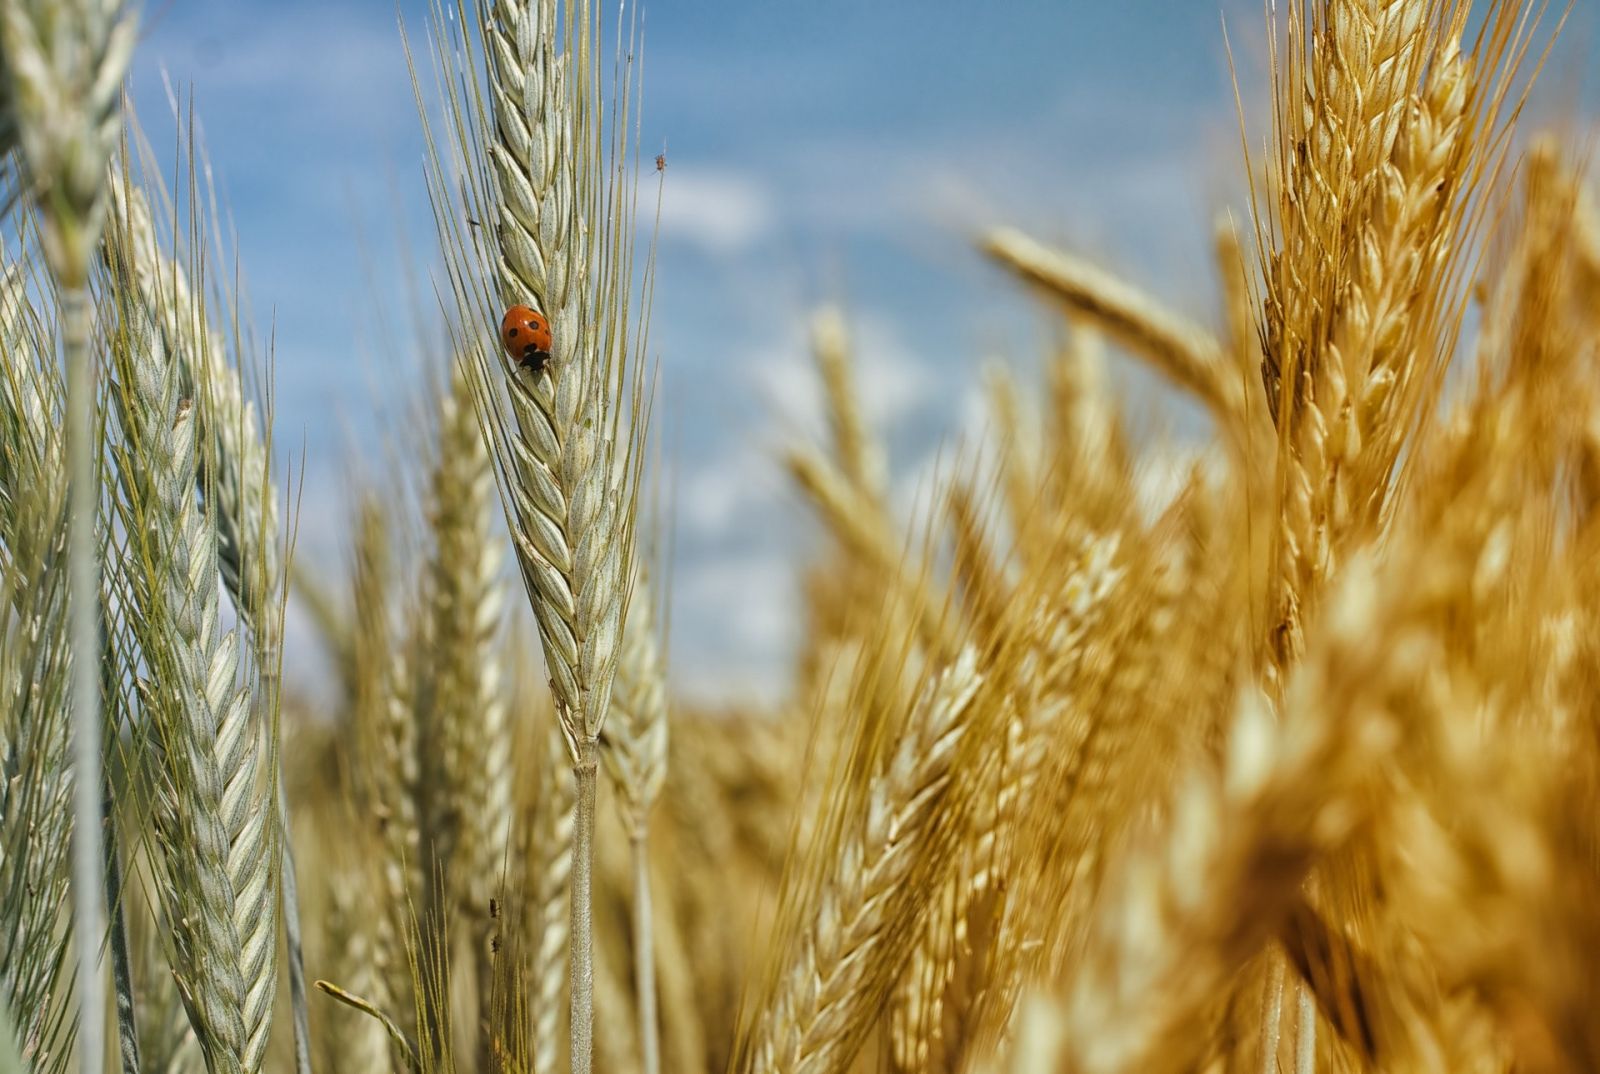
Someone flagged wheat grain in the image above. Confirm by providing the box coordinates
[985,227,1240,427]
[419,359,510,1039]
[811,305,887,511]
[0,0,136,286]
[601,567,667,840]
[108,307,276,1072]
[106,180,282,653]
[743,650,982,1074]
[348,495,421,1057]
[1060,666,1382,1074]
[441,0,643,768]
[601,565,668,1074]
[0,250,74,1070]
[104,168,312,1074]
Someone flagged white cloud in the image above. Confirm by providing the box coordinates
[658,168,777,254]
[679,448,786,539]
[670,554,799,705]
[747,310,939,443]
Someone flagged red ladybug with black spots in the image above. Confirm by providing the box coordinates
[500,305,553,373]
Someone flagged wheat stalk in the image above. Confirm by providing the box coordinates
[743,650,983,1074]
[418,358,509,1061]
[105,180,282,653]
[104,168,310,1074]
[984,228,1240,431]
[414,4,652,1065]
[0,0,135,286]
[0,250,75,1071]
[321,865,394,1073]
[0,6,137,1068]
[460,0,641,762]
[1057,519,1433,1074]
[1272,19,1467,643]
[348,495,423,1057]
[600,565,668,1074]
[527,719,576,1074]
[601,567,668,840]
[1254,3,1540,679]
[810,306,888,511]
[107,305,276,1072]
[1263,0,1429,424]
[964,534,1126,1057]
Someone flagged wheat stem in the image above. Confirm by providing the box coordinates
[103,775,139,1074]
[0,0,140,1049]
[529,721,575,1074]
[1296,982,1317,1074]
[569,748,598,1074]
[64,282,105,1074]
[277,781,312,1074]
[632,831,659,1074]
[1259,956,1285,1074]
[600,564,666,1074]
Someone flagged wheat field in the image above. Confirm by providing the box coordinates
[2,0,1599,1072]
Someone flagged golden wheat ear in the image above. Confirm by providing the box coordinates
[738,649,988,1074]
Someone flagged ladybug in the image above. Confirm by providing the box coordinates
[500,304,553,373]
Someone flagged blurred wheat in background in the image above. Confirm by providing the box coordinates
[3,0,1600,1073]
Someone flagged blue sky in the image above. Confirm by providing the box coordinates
[127,1,1600,704]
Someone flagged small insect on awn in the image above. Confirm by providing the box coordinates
[655,152,666,172]
[500,304,554,374]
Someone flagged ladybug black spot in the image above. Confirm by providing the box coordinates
[508,327,520,338]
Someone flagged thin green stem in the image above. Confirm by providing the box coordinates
[631,830,659,1074]
[267,655,312,1074]
[103,777,139,1074]
[279,780,313,1074]
[65,283,105,1074]
[570,747,597,1074]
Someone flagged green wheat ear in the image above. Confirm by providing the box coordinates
[0,218,76,1074]
[0,5,138,1073]
[104,263,278,1070]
